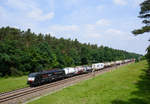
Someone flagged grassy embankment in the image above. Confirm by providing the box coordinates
[0,76,28,93]
[28,61,150,104]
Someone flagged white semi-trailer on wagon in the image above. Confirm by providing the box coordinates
[62,67,76,77]
[92,63,104,70]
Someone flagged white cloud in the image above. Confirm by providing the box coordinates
[28,10,54,21]
[113,0,127,6]
[96,19,111,26]
[81,24,102,39]
[86,24,95,31]
[96,5,105,11]
[49,25,79,32]
[86,33,101,38]
[62,0,83,10]
[75,19,111,39]
[0,6,6,17]
[106,28,123,35]
[5,0,54,21]
[64,0,79,4]
[105,28,135,40]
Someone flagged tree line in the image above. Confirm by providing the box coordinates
[0,27,141,76]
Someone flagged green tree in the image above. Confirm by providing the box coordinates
[132,0,150,70]
[132,0,150,35]
[80,46,91,65]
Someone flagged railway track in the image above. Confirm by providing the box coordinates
[0,62,131,104]
[0,73,90,103]
[0,87,30,97]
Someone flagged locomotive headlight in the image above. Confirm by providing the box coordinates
[28,77,35,81]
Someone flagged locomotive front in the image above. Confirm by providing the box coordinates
[27,73,38,86]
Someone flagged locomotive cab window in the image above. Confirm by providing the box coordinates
[28,73,37,77]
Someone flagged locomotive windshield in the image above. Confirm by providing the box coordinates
[28,73,37,77]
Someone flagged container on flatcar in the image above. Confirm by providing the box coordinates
[110,62,115,66]
[120,60,124,64]
[83,65,92,73]
[62,67,76,77]
[124,59,130,63]
[104,62,111,68]
[92,63,104,70]
[115,60,122,65]
[75,66,84,74]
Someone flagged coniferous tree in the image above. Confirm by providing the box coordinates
[132,0,150,70]
[132,0,150,35]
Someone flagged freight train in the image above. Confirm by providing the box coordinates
[27,59,135,87]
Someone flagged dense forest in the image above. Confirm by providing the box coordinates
[0,27,141,76]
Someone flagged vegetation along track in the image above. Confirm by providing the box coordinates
[0,63,131,104]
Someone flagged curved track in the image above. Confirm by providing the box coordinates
[0,73,91,103]
[0,62,132,104]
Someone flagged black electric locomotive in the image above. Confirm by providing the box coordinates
[27,69,65,87]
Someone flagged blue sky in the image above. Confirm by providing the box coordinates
[0,0,149,55]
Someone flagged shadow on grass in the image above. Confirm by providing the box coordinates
[112,66,150,104]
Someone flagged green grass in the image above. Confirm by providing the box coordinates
[0,76,28,93]
[28,61,150,104]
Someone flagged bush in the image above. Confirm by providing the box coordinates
[10,67,23,76]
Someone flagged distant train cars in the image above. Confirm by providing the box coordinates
[27,59,135,87]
